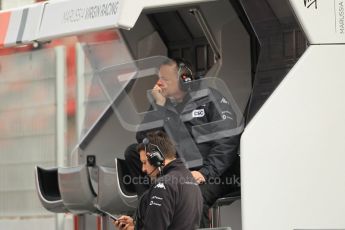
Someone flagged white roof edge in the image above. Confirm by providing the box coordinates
[0,0,215,48]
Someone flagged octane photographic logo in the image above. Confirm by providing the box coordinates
[304,0,318,9]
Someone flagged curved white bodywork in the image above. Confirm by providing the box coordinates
[241,44,345,230]
[242,1,345,229]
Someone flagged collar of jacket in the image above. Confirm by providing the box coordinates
[161,158,185,175]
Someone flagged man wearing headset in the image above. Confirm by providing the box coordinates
[125,58,241,227]
[114,131,203,230]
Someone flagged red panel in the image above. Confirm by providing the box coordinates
[0,12,11,47]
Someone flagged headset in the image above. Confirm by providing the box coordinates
[174,58,195,91]
[142,138,165,168]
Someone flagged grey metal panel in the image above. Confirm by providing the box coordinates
[58,165,97,214]
[34,166,68,213]
[97,159,138,215]
[79,108,136,167]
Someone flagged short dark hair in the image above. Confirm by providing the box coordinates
[137,131,176,159]
[161,58,193,74]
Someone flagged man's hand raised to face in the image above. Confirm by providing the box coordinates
[152,84,166,106]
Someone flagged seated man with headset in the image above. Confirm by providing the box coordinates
[125,58,241,227]
[114,131,203,230]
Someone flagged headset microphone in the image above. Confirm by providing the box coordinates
[147,167,158,176]
[174,58,194,91]
[143,138,150,146]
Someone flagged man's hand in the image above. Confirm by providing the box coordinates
[152,84,166,106]
[191,171,206,184]
[112,215,134,230]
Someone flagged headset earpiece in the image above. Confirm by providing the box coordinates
[175,59,194,91]
[143,138,165,167]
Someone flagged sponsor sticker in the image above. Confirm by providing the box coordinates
[304,0,317,9]
[335,0,345,34]
[149,200,162,206]
[192,109,205,118]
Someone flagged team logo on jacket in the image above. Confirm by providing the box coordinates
[221,111,233,120]
[154,182,166,189]
[192,109,205,118]
[220,97,229,104]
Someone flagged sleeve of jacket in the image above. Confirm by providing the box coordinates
[198,91,241,179]
[142,183,175,230]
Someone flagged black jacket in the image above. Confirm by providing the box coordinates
[135,159,203,230]
[136,88,241,179]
